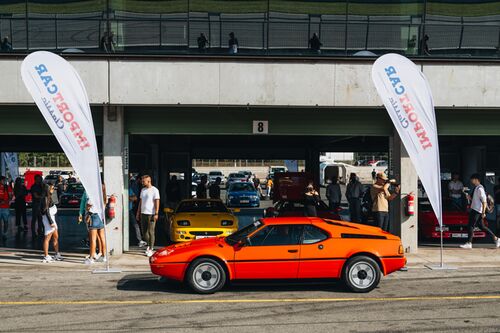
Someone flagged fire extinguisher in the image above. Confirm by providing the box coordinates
[406,192,415,216]
[107,194,116,220]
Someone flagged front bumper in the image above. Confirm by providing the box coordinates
[170,227,236,242]
[227,198,260,207]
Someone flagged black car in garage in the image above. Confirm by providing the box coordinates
[58,183,84,208]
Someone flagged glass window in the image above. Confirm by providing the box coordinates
[0,1,27,51]
[269,0,347,54]
[27,1,107,52]
[302,225,328,244]
[229,183,256,192]
[249,224,303,246]
[176,200,228,213]
[347,0,424,56]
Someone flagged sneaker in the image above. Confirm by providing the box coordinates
[145,247,151,255]
[460,242,472,249]
[84,256,95,265]
[94,252,102,261]
[496,238,500,248]
[42,255,54,263]
[53,253,63,261]
[100,256,107,263]
[138,240,147,248]
[146,249,154,257]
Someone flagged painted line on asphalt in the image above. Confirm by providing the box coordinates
[1,295,500,306]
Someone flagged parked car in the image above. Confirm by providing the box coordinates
[238,170,252,180]
[58,183,85,208]
[208,171,225,185]
[268,166,286,179]
[192,173,208,185]
[265,200,341,220]
[226,173,247,186]
[43,174,59,185]
[150,217,406,294]
[190,182,197,198]
[226,182,260,208]
[418,198,487,240]
[165,199,238,243]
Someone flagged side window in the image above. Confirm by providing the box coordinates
[302,225,328,245]
[249,225,303,246]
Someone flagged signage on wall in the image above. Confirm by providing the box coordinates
[252,120,268,134]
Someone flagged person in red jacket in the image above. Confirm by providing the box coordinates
[0,176,13,241]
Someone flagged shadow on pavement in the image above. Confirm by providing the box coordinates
[117,273,349,294]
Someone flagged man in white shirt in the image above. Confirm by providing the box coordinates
[136,175,160,257]
[448,173,464,210]
[460,173,499,249]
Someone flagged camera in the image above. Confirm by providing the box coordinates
[386,179,399,186]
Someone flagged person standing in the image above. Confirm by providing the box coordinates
[267,177,273,199]
[55,175,66,202]
[493,177,500,232]
[346,173,363,223]
[309,33,322,54]
[460,174,500,249]
[41,184,62,263]
[1,37,12,52]
[136,175,160,257]
[228,32,239,54]
[0,176,13,241]
[304,183,320,217]
[196,175,208,199]
[371,169,377,182]
[13,177,28,233]
[165,175,181,208]
[197,33,209,52]
[448,172,464,210]
[209,177,222,199]
[129,187,147,248]
[371,172,400,232]
[30,175,46,238]
[326,177,341,211]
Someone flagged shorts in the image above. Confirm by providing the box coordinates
[42,206,58,236]
[0,208,9,222]
[88,213,104,230]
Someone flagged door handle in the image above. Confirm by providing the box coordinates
[288,249,298,253]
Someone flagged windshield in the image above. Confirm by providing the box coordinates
[229,183,256,192]
[66,184,84,193]
[225,220,263,245]
[176,200,229,213]
[209,172,222,176]
[229,173,245,178]
[272,168,286,173]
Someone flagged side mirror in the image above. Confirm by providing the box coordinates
[237,237,250,247]
[232,208,241,213]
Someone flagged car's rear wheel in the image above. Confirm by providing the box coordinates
[342,255,381,293]
[186,258,226,294]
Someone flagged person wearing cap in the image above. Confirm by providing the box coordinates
[371,172,400,232]
[346,173,363,223]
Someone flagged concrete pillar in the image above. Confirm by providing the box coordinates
[103,105,125,255]
[305,149,320,187]
[392,133,419,254]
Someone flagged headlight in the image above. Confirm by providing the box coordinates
[175,230,187,235]
[221,220,233,226]
[177,220,190,226]
[251,195,258,200]
[228,195,234,200]
[435,226,449,232]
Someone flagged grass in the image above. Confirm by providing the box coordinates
[0,0,499,16]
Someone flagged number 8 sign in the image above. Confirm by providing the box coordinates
[252,120,268,134]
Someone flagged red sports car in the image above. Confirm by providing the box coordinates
[419,198,487,240]
[150,217,406,294]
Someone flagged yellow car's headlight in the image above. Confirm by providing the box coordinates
[177,220,190,226]
[221,220,234,226]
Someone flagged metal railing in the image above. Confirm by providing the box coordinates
[0,12,499,58]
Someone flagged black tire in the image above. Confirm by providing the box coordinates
[186,258,226,294]
[342,255,381,293]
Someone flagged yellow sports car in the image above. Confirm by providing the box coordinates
[166,199,239,243]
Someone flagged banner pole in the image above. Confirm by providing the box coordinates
[440,226,444,268]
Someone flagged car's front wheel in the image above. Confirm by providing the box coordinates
[342,255,381,293]
[186,258,226,294]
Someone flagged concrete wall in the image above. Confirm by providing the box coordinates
[2,58,500,108]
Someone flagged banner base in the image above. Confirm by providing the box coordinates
[425,264,457,270]
[92,268,122,274]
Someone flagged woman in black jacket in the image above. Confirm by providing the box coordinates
[13,178,28,233]
[304,183,320,217]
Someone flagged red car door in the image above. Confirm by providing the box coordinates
[298,224,343,279]
[233,224,303,279]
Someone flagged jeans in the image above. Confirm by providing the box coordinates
[129,210,143,243]
[141,214,156,249]
[375,211,390,232]
[468,210,496,243]
[0,208,9,235]
[348,198,361,223]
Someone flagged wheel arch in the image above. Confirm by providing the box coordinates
[344,252,386,275]
[184,255,232,282]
